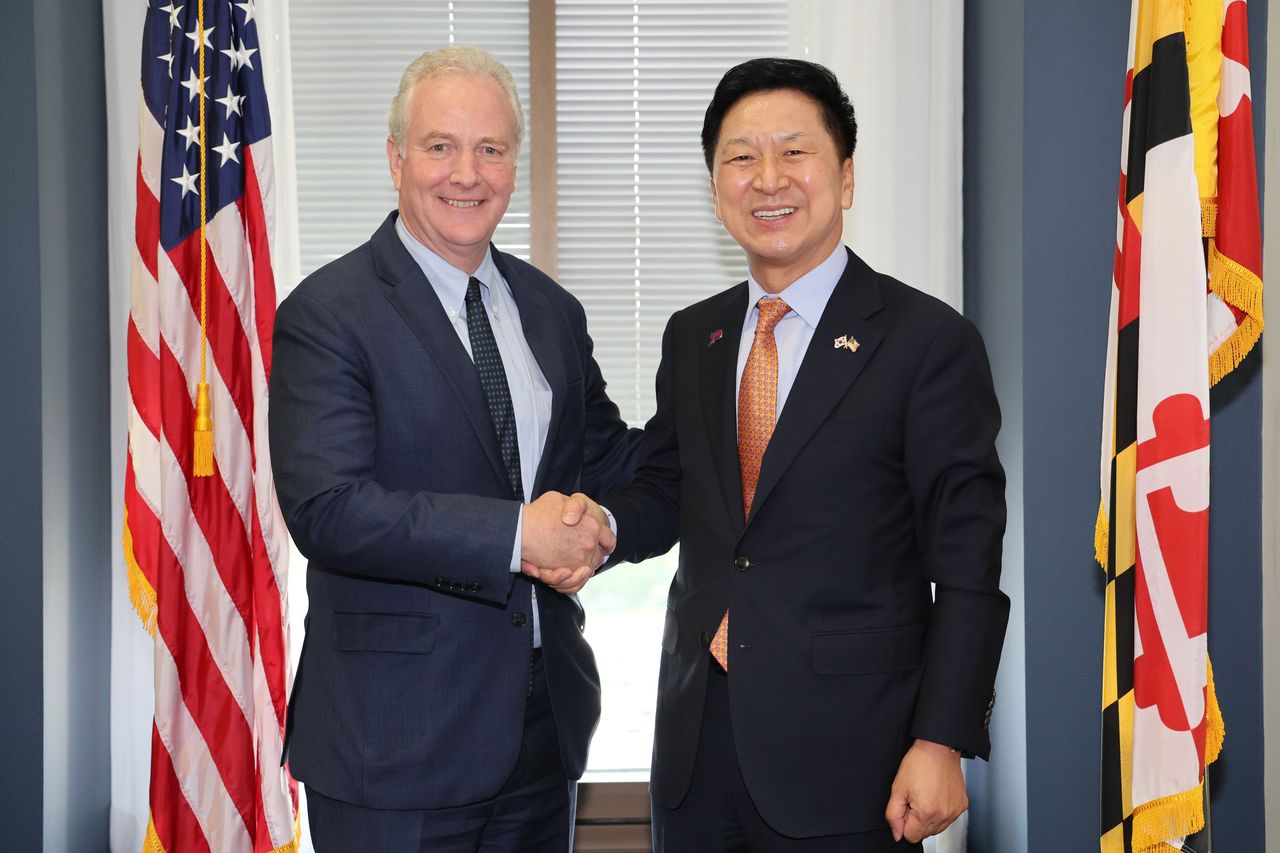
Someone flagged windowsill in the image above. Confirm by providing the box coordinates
[581,768,649,785]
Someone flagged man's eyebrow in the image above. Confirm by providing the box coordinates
[777,131,810,144]
[417,130,458,144]
[720,131,811,151]
[476,136,511,149]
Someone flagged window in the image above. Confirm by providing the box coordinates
[555,0,788,778]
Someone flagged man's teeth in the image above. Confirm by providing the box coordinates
[753,208,795,220]
[444,199,481,208]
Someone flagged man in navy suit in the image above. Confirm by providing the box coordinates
[591,58,1009,851]
[269,45,637,851]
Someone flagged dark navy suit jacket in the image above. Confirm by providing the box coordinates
[605,249,1009,838]
[269,212,638,809]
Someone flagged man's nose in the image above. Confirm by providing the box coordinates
[753,157,788,195]
[450,150,480,187]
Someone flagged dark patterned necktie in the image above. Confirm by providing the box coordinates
[465,277,523,500]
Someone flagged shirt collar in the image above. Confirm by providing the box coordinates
[395,216,501,313]
[745,244,848,328]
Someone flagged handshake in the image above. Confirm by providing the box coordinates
[519,491,613,595]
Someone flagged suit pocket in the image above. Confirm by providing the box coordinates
[811,623,924,675]
[333,611,438,654]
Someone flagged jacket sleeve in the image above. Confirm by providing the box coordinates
[268,288,519,604]
[575,299,644,498]
[602,312,682,565]
[903,314,1009,759]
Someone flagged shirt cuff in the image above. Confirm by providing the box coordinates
[600,505,617,554]
[509,503,523,573]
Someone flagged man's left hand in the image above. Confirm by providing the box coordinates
[518,492,609,594]
[884,738,967,843]
[520,560,595,594]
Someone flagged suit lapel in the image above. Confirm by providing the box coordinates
[748,250,885,526]
[373,215,510,491]
[493,250,567,496]
[700,284,750,536]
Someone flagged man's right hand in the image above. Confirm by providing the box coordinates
[520,492,614,591]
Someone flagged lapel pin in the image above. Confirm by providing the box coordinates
[708,329,724,347]
[833,334,860,353]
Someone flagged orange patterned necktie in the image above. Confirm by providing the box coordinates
[709,297,790,671]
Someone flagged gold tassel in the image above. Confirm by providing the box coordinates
[192,0,214,478]
[193,381,214,476]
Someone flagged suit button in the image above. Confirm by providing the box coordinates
[699,631,710,648]
[734,555,750,571]
[512,612,527,627]
[469,582,481,592]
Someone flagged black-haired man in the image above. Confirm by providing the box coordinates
[603,57,1009,851]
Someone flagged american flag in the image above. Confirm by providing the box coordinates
[124,1,297,850]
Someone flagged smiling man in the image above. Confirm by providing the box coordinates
[598,58,1010,851]
[269,46,637,851]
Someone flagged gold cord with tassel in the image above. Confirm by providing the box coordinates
[193,0,214,477]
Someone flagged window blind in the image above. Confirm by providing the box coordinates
[290,0,532,282]
[555,1,790,426]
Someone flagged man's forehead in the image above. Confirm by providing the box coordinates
[406,75,517,135]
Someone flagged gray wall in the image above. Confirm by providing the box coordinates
[962,0,1027,849]
[0,0,113,847]
[1,0,48,846]
[965,1,1268,851]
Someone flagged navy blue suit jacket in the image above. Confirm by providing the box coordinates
[605,249,1009,838]
[270,212,638,809]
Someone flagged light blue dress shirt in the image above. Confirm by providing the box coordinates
[735,244,848,420]
[396,219,552,643]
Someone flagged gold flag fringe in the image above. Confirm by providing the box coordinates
[1207,239,1265,386]
[1128,656,1224,852]
[142,813,301,853]
[1205,654,1225,764]
[1200,198,1217,237]
[142,817,165,853]
[123,510,158,637]
[1133,784,1206,852]
[1094,501,1109,571]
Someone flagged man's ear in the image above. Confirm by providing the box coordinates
[841,157,854,210]
[710,176,722,222]
[387,137,404,191]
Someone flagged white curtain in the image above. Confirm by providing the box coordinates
[790,0,964,311]
[789,3,967,851]
[103,1,301,850]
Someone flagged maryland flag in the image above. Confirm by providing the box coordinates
[1097,1,1262,851]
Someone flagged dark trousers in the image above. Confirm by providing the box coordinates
[307,655,576,853]
[652,664,923,853]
